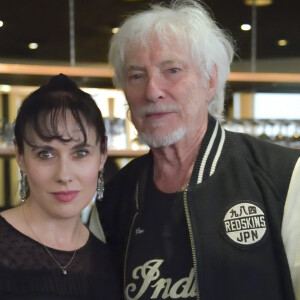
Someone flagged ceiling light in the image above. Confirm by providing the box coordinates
[0,85,11,93]
[111,27,119,34]
[277,39,288,46]
[28,42,38,50]
[244,0,273,6]
[0,20,3,27]
[241,24,251,31]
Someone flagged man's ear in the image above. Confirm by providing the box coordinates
[207,64,218,102]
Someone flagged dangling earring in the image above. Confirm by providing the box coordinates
[97,170,104,200]
[20,170,27,203]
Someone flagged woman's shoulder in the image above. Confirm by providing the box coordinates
[0,208,24,239]
[0,206,25,233]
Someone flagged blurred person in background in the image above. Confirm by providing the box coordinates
[91,0,300,299]
[0,74,120,299]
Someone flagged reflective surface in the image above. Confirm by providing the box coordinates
[222,118,300,148]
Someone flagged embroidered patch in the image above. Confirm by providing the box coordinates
[223,202,267,246]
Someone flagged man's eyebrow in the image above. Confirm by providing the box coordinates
[159,59,184,67]
[126,65,145,71]
[125,59,185,72]
[160,59,176,65]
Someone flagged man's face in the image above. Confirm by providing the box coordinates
[123,39,216,148]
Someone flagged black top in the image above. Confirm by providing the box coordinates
[125,176,196,299]
[0,215,120,300]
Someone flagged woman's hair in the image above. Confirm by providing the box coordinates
[14,74,106,154]
[108,0,235,121]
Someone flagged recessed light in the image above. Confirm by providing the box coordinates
[28,42,39,50]
[111,27,119,34]
[0,20,4,28]
[241,24,251,31]
[277,39,288,46]
[244,0,273,6]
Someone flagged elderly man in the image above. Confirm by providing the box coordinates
[90,0,300,299]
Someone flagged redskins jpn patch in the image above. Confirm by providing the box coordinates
[222,202,267,247]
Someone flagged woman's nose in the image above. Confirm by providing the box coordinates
[55,160,73,184]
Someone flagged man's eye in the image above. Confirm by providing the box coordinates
[169,68,180,73]
[38,151,54,159]
[130,74,142,80]
[74,150,88,158]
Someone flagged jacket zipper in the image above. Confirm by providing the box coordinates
[183,190,200,300]
[123,184,140,299]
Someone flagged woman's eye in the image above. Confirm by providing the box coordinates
[38,151,54,159]
[74,150,88,158]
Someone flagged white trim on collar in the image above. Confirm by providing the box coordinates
[197,121,226,184]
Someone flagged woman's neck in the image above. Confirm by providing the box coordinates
[1,203,89,251]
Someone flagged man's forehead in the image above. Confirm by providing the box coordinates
[125,44,189,69]
[126,57,182,67]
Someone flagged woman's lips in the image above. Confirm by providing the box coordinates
[52,191,79,202]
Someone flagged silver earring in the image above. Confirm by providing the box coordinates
[20,170,27,203]
[97,170,104,200]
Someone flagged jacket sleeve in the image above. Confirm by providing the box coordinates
[89,154,150,247]
[89,203,107,243]
[282,156,300,299]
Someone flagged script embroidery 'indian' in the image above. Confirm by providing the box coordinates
[125,259,196,299]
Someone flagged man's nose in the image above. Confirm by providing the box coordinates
[145,75,165,102]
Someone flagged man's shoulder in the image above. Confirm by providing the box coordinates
[229,131,300,160]
[97,153,151,241]
[228,131,300,183]
[106,153,150,191]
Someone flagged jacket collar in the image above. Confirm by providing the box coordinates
[136,115,227,209]
[142,115,227,189]
[189,115,226,188]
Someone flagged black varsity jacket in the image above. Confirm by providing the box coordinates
[96,116,300,300]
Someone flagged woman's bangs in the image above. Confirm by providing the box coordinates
[23,107,88,145]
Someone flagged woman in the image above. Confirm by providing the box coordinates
[0,74,120,299]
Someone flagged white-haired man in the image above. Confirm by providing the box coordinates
[91,1,300,299]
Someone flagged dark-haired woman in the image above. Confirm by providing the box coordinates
[0,74,120,299]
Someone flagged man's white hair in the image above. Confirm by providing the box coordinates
[108,0,235,122]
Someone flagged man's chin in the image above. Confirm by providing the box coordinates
[139,127,187,148]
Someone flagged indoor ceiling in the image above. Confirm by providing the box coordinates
[0,0,299,91]
[0,0,299,64]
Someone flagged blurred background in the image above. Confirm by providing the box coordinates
[0,0,300,207]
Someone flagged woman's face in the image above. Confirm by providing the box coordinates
[16,113,107,220]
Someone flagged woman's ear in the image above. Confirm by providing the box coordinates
[14,141,25,171]
[99,151,108,172]
[99,136,108,171]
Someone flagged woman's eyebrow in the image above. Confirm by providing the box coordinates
[29,144,54,152]
[71,142,93,149]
